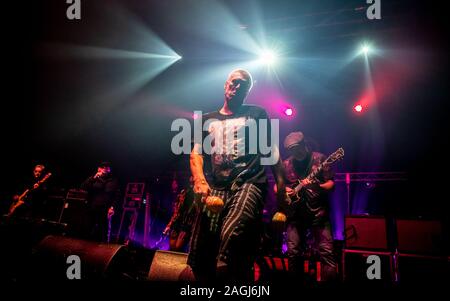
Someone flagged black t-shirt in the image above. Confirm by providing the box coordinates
[81,175,119,209]
[197,105,271,190]
[16,177,49,217]
[284,152,335,185]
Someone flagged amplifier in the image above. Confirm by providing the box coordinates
[59,189,89,235]
[396,219,445,255]
[345,215,388,250]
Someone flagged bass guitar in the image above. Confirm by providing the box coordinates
[7,173,52,217]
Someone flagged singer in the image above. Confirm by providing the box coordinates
[188,69,286,282]
[81,161,119,242]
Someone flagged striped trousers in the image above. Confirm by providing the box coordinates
[187,182,266,282]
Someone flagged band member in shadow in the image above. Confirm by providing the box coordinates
[7,164,51,219]
[163,176,197,252]
[81,162,119,242]
[278,132,337,282]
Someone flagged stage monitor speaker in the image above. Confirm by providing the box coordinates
[33,235,128,280]
[342,251,393,283]
[147,252,291,282]
[396,219,445,255]
[147,250,195,281]
[344,215,388,250]
[398,255,450,284]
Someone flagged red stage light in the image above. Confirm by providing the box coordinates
[354,104,363,112]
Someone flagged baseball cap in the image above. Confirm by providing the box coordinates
[283,131,305,149]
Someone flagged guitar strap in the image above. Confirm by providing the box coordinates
[305,154,315,179]
[293,152,314,180]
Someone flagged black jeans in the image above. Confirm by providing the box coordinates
[286,219,337,281]
[86,206,109,242]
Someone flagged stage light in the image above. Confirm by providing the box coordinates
[258,49,277,65]
[284,108,293,116]
[193,113,199,120]
[362,46,370,55]
[354,104,363,112]
[360,43,372,56]
[365,182,376,189]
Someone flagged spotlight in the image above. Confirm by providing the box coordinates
[362,46,370,55]
[193,113,199,119]
[360,43,372,56]
[354,104,363,113]
[365,182,376,189]
[258,49,277,65]
[284,108,293,116]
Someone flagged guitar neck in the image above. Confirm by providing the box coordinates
[23,173,52,196]
[306,163,324,181]
[19,189,30,200]
[294,159,329,191]
[289,147,344,198]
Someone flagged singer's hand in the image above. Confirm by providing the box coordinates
[193,179,210,201]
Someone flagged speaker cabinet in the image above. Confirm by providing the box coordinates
[59,193,89,236]
[342,250,393,283]
[398,254,450,284]
[33,235,128,279]
[345,215,388,250]
[41,193,65,221]
[396,219,444,255]
[147,250,195,281]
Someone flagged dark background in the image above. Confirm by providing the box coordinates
[1,0,449,222]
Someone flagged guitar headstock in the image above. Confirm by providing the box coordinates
[324,147,344,165]
[39,173,52,183]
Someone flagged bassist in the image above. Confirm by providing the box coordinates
[8,164,50,219]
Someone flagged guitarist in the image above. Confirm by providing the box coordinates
[8,164,50,219]
[280,132,337,281]
[163,176,197,252]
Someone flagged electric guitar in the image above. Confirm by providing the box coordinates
[7,173,52,217]
[285,148,344,213]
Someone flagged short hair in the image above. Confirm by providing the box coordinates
[228,69,253,91]
[34,164,45,171]
[98,161,111,169]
